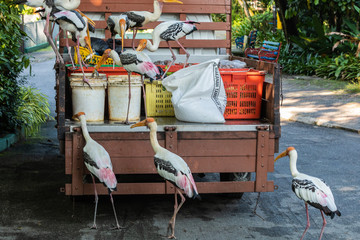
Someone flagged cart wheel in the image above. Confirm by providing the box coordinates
[220,172,251,198]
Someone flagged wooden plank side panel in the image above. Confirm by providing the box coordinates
[71,131,85,195]
[182,156,256,173]
[177,139,257,157]
[83,183,166,195]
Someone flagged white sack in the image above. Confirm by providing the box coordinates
[162,59,227,123]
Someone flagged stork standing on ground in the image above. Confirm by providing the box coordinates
[14,0,81,64]
[93,48,160,123]
[72,112,121,230]
[136,20,199,78]
[274,147,341,240]
[131,118,200,239]
[53,9,95,87]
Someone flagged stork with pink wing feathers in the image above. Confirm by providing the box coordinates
[73,112,121,230]
[131,118,200,239]
[275,147,341,240]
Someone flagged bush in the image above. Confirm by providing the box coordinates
[16,87,53,137]
[0,1,30,133]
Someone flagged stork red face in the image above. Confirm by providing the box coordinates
[136,39,148,51]
[72,112,86,120]
[274,146,296,162]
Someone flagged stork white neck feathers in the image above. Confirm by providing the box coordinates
[148,121,162,153]
[145,39,161,52]
[109,50,121,66]
[288,150,300,177]
[78,114,92,142]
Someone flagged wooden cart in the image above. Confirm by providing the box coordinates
[55,0,281,196]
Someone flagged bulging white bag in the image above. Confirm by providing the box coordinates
[162,59,227,123]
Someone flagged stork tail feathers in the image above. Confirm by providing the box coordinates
[99,168,117,191]
[185,21,200,24]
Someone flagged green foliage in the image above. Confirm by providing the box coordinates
[279,43,327,75]
[232,10,285,45]
[16,87,53,137]
[316,54,360,81]
[0,0,30,133]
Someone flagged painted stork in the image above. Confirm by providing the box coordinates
[136,20,199,78]
[53,9,95,87]
[106,14,129,53]
[14,0,81,64]
[72,112,121,230]
[93,49,161,123]
[122,0,183,49]
[274,147,341,240]
[130,118,200,239]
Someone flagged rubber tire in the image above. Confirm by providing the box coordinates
[220,172,251,198]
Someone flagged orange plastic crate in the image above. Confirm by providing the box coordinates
[221,69,265,119]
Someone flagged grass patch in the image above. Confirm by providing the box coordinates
[345,81,360,94]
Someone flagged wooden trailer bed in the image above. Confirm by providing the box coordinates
[55,0,281,196]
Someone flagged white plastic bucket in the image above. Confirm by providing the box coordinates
[70,73,107,122]
[108,75,142,121]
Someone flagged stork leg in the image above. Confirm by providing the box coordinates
[318,210,327,240]
[161,41,176,79]
[65,31,77,70]
[167,188,186,239]
[90,175,99,229]
[109,192,121,229]
[141,75,148,119]
[44,13,64,64]
[131,28,138,50]
[175,39,190,68]
[75,36,92,89]
[300,203,311,240]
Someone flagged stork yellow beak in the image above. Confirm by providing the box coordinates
[120,19,126,53]
[130,119,147,128]
[94,49,111,71]
[84,36,93,54]
[162,0,183,3]
[274,150,288,162]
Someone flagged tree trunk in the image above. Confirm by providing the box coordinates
[274,0,299,43]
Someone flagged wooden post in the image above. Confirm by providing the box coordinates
[255,127,269,192]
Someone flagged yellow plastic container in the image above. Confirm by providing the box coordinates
[145,80,174,117]
[74,47,114,65]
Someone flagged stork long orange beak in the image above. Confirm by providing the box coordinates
[130,119,147,128]
[119,19,126,53]
[161,0,183,3]
[94,49,111,71]
[84,36,93,54]
[274,150,288,162]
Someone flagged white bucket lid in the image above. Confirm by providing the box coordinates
[70,73,107,81]
[70,73,107,88]
[108,75,142,86]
